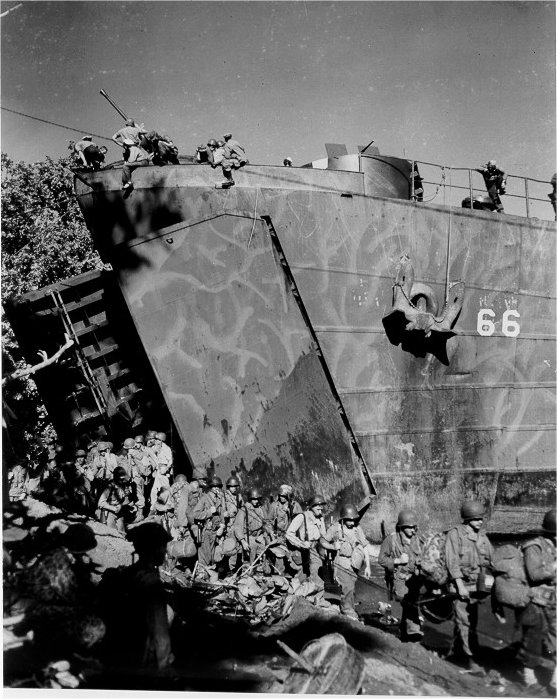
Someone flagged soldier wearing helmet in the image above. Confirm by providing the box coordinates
[211,136,244,188]
[121,437,153,519]
[214,475,244,572]
[267,485,303,575]
[91,441,119,500]
[233,487,272,567]
[223,133,248,167]
[286,493,328,585]
[192,475,227,567]
[97,466,138,532]
[196,140,216,165]
[445,500,494,674]
[149,431,173,512]
[378,509,423,639]
[475,160,507,213]
[516,509,556,690]
[321,503,372,620]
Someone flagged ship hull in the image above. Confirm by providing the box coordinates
[75,163,556,536]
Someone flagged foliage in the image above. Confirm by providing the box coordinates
[1,153,104,466]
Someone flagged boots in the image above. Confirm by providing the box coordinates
[520,667,537,688]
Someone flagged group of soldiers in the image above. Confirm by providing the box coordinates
[8,446,555,689]
[194,132,248,186]
[379,502,556,690]
[69,118,247,191]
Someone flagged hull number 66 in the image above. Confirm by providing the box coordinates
[477,309,521,337]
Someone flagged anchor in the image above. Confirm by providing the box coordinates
[382,255,465,365]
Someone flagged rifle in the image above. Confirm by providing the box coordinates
[99,89,129,121]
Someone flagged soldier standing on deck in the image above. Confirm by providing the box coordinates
[378,509,423,640]
[476,160,507,213]
[445,500,494,675]
[517,509,556,691]
[286,494,328,586]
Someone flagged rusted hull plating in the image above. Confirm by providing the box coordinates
[75,164,556,534]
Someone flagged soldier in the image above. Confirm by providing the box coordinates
[97,466,137,532]
[149,432,173,510]
[220,476,244,572]
[211,139,238,188]
[111,523,174,670]
[91,441,119,499]
[476,160,507,213]
[445,500,494,674]
[517,509,556,690]
[172,471,205,570]
[378,509,423,640]
[267,484,302,575]
[175,465,208,531]
[192,476,227,567]
[322,503,372,620]
[223,133,248,166]
[234,487,271,568]
[69,449,95,515]
[168,473,189,533]
[286,494,328,586]
[121,437,150,520]
[73,135,106,170]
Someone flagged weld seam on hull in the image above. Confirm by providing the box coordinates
[371,467,557,477]
[355,423,555,437]
[314,325,556,341]
[338,382,556,394]
[289,264,557,301]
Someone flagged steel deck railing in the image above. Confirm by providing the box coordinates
[410,160,555,222]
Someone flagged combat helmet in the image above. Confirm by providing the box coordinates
[226,475,240,487]
[396,509,418,528]
[308,494,325,508]
[460,501,485,522]
[123,438,136,449]
[542,509,556,534]
[248,487,262,500]
[209,476,223,488]
[340,503,359,521]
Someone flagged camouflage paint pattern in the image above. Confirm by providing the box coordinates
[75,163,556,534]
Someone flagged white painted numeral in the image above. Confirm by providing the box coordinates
[476,309,520,337]
[502,309,521,337]
[477,309,496,336]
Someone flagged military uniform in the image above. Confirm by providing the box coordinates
[234,502,271,564]
[379,530,423,636]
[445,523,494,658]
[325,521,370,616]
[193,489,226,567]
[267,497,302,574]
[518,535,556,671]
[286,510,327,586]
[97,479,137,532]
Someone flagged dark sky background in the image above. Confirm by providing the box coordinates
[1,1,555,187]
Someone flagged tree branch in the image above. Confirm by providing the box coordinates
[3,333,74,385]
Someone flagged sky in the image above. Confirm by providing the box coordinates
[1,1,555,185]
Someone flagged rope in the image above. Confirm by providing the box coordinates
[247,186,260,248]
[1,106,113,143]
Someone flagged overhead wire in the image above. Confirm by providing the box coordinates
[1,106,114,143]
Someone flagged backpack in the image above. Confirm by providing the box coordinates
[419,531,448,586]
[492,544,530,609]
